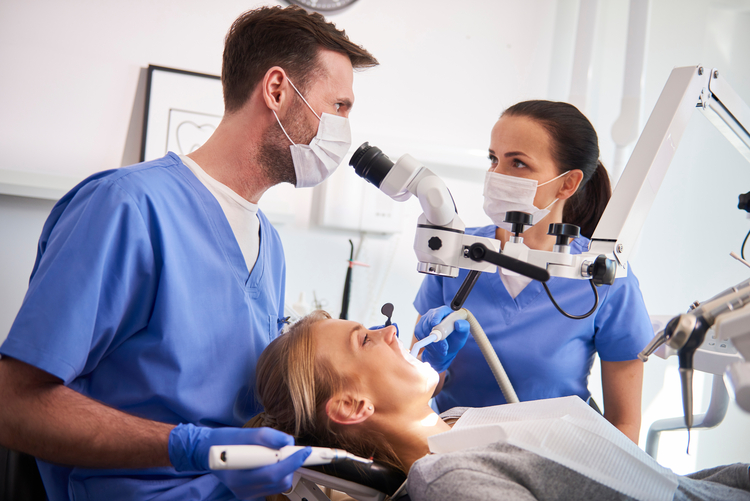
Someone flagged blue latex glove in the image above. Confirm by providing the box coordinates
[415,306,471,373]
[368,323,400,338]
[169,423,311,500]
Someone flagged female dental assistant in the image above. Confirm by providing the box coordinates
[413,100,653,443]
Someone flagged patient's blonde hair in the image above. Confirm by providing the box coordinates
[249,310,402,471]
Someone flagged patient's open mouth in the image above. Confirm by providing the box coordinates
[398,342,440,388]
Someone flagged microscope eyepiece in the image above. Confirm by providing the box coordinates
[349,142,394,188]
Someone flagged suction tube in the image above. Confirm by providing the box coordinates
[464,309,519,404]
[413,309,519,404]
[410,333,438,358]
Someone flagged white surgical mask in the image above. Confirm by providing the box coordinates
[273,77,352,188]
[482,170,568,231]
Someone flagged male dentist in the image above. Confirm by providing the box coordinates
[0,5,377,500]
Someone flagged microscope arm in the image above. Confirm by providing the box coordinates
[590,65,750,269]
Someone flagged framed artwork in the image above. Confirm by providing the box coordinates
[140,65,223,162]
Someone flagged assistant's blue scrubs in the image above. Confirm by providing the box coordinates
[414,225,653,413]
[0,153,287,500]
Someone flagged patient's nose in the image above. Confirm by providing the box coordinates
[371,325,396,344]
[382,325,397,344]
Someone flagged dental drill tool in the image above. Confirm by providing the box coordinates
[209,445,373,470]
[410,309,469,357]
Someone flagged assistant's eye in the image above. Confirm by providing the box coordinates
[511,158,528,169]
[362,333,370,346]
[488,154,498,165]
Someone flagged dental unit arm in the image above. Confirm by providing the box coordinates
[639,278,750,430]
[626,65,750,430]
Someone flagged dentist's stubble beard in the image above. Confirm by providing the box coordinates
[257,99,316,187]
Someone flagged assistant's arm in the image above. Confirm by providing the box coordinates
[594,265,652,444]
[411,309,470,397]
[600,359,644,444]
[0,356,173,468]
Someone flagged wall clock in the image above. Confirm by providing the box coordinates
[286,0,359,12]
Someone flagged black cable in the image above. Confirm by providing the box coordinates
[339,240,354,320]
[543,279,599,320]
[742,227,750,260]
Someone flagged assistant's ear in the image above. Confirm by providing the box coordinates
[261,66,289,113]
[325,393,374,426]
[557,169,584,200]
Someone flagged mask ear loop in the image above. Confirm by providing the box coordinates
[271,74,322,146]
[537,170,570,210]
[537,170,570,187]
[542,198,559,211]
[286,77,321,120]
[272,111,296,146]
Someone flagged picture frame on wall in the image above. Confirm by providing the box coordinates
[140,65,223,162]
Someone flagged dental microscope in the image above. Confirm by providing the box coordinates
[348,141,616,317]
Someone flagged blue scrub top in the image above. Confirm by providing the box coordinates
[413,225,653,413]
[1,153,287,500]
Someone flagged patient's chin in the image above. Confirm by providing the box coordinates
[398,342,439,396]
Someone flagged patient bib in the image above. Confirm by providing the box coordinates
[429,396,679,501]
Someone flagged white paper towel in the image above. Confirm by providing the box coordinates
[428,396,678,501]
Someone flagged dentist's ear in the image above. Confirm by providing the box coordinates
[262,66,289,112]
[325,393,374,426]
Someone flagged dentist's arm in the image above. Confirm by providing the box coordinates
[0,356,173,468]
[0,356,310,498]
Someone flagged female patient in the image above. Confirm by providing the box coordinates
[252,311,750,501]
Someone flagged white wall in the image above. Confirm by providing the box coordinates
[1,0,749,476]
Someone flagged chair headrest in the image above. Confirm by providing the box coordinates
[307,459,407,496]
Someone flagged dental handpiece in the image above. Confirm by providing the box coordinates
[410,309,469,357]
[208,445,373,470]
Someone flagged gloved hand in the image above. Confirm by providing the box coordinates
[368,323,400,338]
[415,306,471,373]
[169,423,311,500]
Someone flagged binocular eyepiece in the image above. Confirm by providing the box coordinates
[349,142,395,189]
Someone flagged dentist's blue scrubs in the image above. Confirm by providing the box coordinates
[413,224,653,413]
[0,153,287,500]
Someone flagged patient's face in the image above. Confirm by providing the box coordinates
[312,319,438,412]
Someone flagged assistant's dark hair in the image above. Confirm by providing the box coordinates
[222,5,378,113]
[502,100,611,239]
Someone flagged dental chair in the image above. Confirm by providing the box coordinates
[0,445,47,501]
[285,458,409,501]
